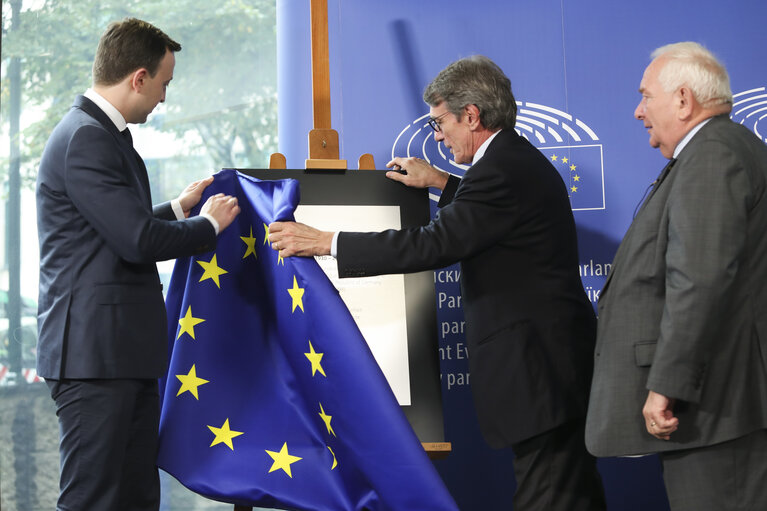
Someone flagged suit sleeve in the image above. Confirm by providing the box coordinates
[64,124,215,263]
[437,174,461,207]
[337,156,522,277]
[647,141,753,403]
[153,201,175,220]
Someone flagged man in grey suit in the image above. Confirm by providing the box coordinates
[586,42,767,510]
[36,19,240,510]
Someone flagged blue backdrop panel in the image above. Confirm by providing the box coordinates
[277,2,767,509]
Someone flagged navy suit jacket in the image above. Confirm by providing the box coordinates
[337,129,596,446]
[36,95,216,379]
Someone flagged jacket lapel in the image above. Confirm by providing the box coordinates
[74,96,152,207]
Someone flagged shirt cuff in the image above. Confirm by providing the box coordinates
[170,199,185,220]
[200,213,220,235]
[331,232,340,258]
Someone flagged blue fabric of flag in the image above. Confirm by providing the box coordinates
[158,168,458,511]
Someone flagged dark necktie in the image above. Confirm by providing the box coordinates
[633,158,677,218]
[121,127,132,145]
[652,158,677,192]
[120,126,152,204]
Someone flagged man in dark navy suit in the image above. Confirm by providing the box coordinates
[268,56,605,511]
[36,18,240,510]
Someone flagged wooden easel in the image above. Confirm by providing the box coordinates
[268,0,451,460]
[268,0,374,171]
[232,2,449,509]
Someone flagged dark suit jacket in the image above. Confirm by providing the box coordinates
[586,115,767,456]
[36,95,216,380]
[337,129,596,446]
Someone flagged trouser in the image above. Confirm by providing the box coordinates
[661,428,767,511]
[511,418,607,511]
[47,378,161,511]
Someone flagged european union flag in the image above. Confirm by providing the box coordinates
[539,144,605,211]
[158,169,457,511]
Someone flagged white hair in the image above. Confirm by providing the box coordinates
[651,42,732,107]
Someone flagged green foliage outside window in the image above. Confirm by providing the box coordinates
[1,0,278,194]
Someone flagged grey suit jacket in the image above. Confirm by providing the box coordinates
[36,95,216,380]
[586,115,767,456]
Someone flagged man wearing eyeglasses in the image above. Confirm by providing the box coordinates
[268,55,605,510]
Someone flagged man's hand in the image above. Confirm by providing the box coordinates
[177,176,214,217]
[643,390,679,440]
[386,157,449,190]
[200,193,240,232]
[268,221,333,258]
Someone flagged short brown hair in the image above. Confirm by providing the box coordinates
[92,18,181,86]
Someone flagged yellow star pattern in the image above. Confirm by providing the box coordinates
[305,340,326,377]
[208,419,244,450]
[177,306,205,340]
[318,403,336,437]
[550,154,558,161]
[562,157,569,163]
[573,175,581,182]
[288,276,305,313]
[197,254,228,288]
[571,185,578,193]
[263,223,270,245]
[241,226,257,260]
[570,163,577,171]
[176,364,209,400]
[277,252,285,266]
[266,442,302,478]
[327,446,338,470]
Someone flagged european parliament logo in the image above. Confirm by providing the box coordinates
[391,101,605,211]
[732,87,767,143]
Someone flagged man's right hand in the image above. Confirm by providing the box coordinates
[386,157,449,190]
[200,193,240,232]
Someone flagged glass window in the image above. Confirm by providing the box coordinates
[0,1,276,509]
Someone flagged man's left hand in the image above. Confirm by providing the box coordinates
[268,221,333,258]
[177,176,215,217]
[643,390,679,440]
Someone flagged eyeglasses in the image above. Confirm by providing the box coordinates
[426,111,451,132]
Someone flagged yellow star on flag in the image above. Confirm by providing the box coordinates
[197,254,228,288]
[328,446,338,470]
[176,364,209,400]
[288,276,305,313]
[277,252,285,266]
[266,442,302,478]
[263,223,270,245]
[573,174,581,182]
[562,157,569,163]
[571,185,578,193]
[318,403,336,437]
[177,305,205,340]
[570,164,577,171]
[241,226,257,259]
[208,419,244,450]
[305,340,326,377]
[550,154,558,161]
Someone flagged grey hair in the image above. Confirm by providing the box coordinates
[651,42,732,107]
[423,55,516,130]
